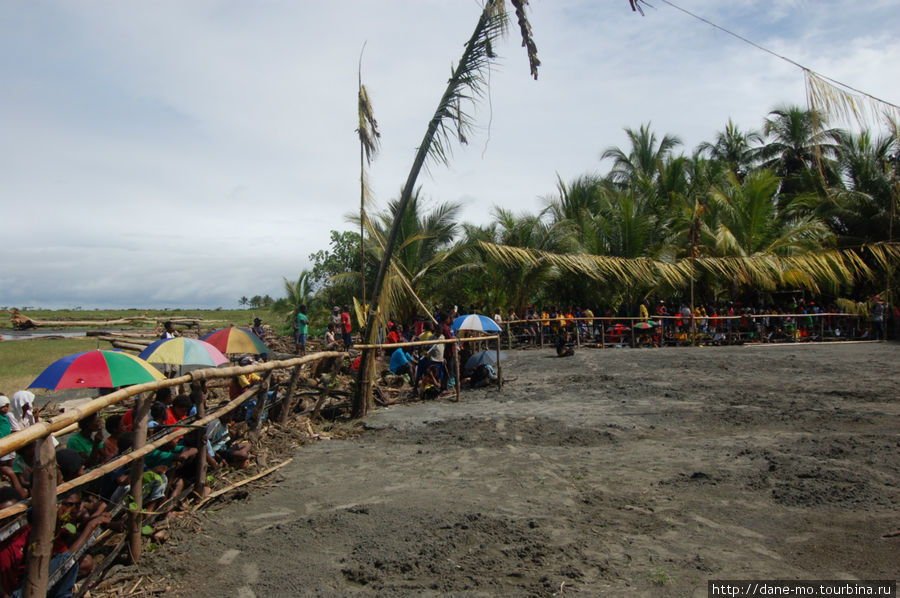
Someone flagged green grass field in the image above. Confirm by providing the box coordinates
[0,337,116,396]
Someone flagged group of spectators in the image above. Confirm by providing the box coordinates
[382,311,498,399]
[292,305,353,356]
[0,377,258,597]
[496,296,894,346]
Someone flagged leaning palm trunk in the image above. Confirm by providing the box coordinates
[353,0,536,417]
[357,45,380,310]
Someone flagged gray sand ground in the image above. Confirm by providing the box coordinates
[133,343,898,597]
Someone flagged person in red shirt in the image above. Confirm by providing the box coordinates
[340,305,353,349]
[0,487,109,598]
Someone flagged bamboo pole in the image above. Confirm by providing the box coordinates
[22,436,56,598]
[280,365,303,424]
[249,371,273,430]
[127,395,150,563]
[454,340,461,402]
[495,337,503,391]
[354,336,496,350]
[193,387,208,500]
[193,459,293,510]
[574,320,581,347]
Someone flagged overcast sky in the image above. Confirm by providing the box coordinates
[2,0,898,309]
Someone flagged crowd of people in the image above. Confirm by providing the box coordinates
[496,296,893,346]
[0,323,264,597]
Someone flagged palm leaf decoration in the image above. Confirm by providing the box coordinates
[479,241,897,295]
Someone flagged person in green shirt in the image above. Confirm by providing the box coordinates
[0,395,18,492]
[66,412,104,467]
[296,304,310,355]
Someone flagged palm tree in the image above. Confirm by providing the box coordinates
[277,271,315,328]
[355,0,540,416]
[602,123,682,186]
[759,105,840,208]
[357,47,381,310]
[830,128,898,245]
[453,207,568,314]
[697,119,763,180]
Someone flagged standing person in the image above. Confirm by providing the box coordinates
[296,305,309,355]
[159,321,179,379]
[871,295,885,341]
[340,305,353,349]
[330,306,342,331]
[440,315,456,390]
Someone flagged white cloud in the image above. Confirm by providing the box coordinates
[1,0,897,308]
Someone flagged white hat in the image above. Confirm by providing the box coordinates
[0,396,9,408]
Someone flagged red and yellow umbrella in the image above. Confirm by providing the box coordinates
[201,327,269,355]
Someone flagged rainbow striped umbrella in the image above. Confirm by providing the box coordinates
[29,350,165,390]
[201,327,269,355]
[138,337,229,371]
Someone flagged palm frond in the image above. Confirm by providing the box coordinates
[806,70,900,131]
[480,241,892,294]
[510,0,540,79]
[425,0,510,168]
[357,84,381,164]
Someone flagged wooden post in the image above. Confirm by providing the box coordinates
[454,340,461,402]
[194,389,208,500]
[496,337,503,391]
[574,318,581,347]
[506,321,512,350]
[631,318,636,348]
[22,436,56,598]
[127,395,150,563]
[280,365,303,424]
[600,319,605,349]
[538,323,543,348]
[249,371,273,430]
[819,313,825,340]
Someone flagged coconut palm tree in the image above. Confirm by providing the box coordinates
[453,207,569,314]
[355,190,462,324]
[759,105,840,208]
[829,128,898,245]
[354,0,541,416]
[276,270,315,330]
[697,119,763,180]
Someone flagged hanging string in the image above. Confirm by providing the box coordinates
[656,0,900,112]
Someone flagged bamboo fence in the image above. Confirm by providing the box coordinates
[1,350,343,597]
[499,312,867,349]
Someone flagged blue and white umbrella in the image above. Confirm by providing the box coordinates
[451,314,502,333]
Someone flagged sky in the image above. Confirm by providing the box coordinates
[2,0,898,310]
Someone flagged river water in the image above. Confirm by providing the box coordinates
[0,329,88,341]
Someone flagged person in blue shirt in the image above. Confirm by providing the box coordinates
[389,348,414,379]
